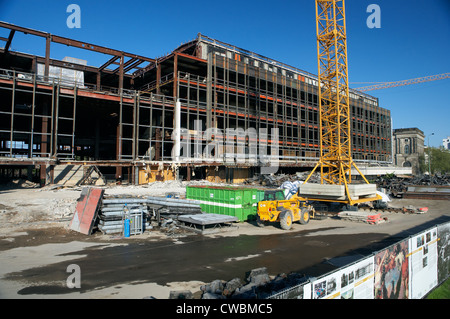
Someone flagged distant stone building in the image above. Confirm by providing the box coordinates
[393,128,425,175]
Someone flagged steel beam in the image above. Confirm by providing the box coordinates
[113,57,138,74]
[99,56,120,71]
[45,35,51,81]
[4,30,15,52]
[123,59,145,74]
[119,55,124,91]
[0,49,124,75]
[0,21,47,37]
[50,35,154,63]
[156,63,161,94]
[173,53,178,99]
[0,21,155,65]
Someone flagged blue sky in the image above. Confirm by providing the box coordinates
[0,0,449,147]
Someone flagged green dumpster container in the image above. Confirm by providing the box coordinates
[186,186,266,222]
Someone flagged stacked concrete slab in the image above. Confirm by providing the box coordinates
[299,183,377,201]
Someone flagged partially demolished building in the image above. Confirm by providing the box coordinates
[0,22,392,185]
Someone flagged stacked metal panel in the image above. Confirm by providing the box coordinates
[98,197,149,235]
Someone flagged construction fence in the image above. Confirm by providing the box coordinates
[267,220,450,299]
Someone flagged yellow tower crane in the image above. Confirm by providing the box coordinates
[302,0,381,205]
[257,0,382,230]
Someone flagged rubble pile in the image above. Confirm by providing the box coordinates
[47,198,78,220]
[1,179,39,189]
[244,172,320,187]
[375,173,450,197]
[170,267,309,299]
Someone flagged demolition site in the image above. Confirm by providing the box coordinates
[0,7,449,301]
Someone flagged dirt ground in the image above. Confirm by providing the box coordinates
[0,181,449,299]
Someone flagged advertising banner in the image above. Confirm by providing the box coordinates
[266,221,449,300]
[374,239,409,299]
[409,227,438,299]
[312,256,375,299]
[312,271,339,299]
[340,256,375,299]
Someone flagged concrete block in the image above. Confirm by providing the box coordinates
[201,279,224,294]
[299,183,377,200]
[299,184,345,199]
[224,278,243,296]
[348,184,377,197]
[246,267,269,282]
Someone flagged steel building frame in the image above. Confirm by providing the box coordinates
[0,22,392,185]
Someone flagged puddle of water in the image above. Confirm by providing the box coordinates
[2,232,388,296]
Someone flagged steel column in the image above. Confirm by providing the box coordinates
[45,36,51,81]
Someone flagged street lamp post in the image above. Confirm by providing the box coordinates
[428,133,434,182]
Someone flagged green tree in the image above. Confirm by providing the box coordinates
[424,147,450,174]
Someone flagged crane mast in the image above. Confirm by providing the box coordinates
[304,0,378,205]
[257,0,382,229]
[315,0,352,184]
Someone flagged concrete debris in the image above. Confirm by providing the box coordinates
[223,278,243,296]
[143,180,185,190]
[243,172,320,187]
[201,279,224,295]
[48,198,78,219]
[376,173,450,198]
[200,267,309,299]
[3,179,39,189]
[247,267,271,285]
[233,283,258,299]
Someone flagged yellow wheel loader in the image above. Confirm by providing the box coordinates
[256,191,314,230]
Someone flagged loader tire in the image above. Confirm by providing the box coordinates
[299,208,310,225]
[280,210,294,230]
